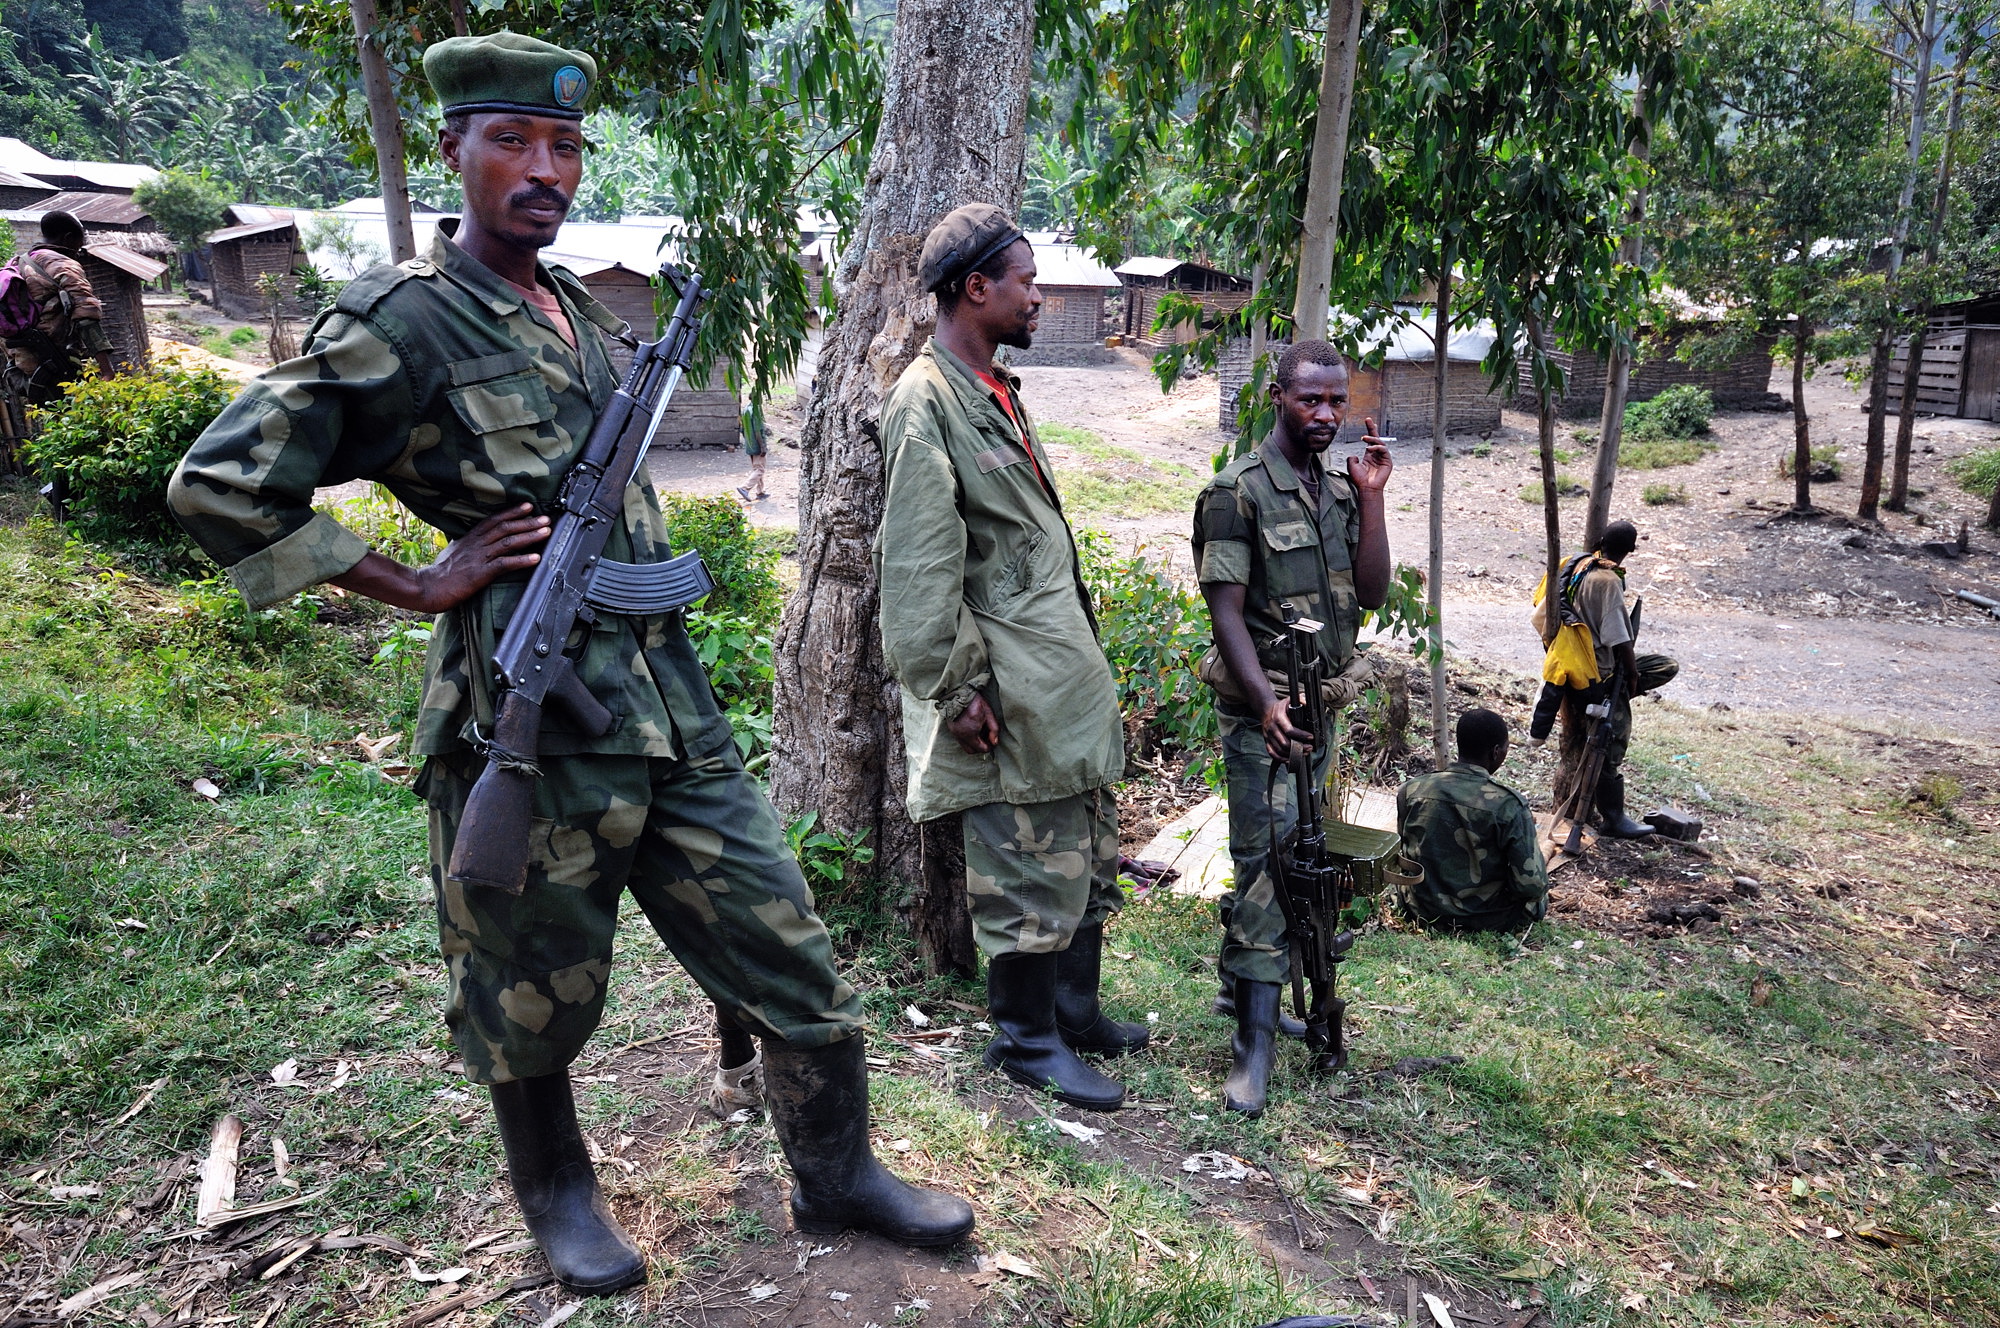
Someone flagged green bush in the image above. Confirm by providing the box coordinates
[1778,444,1842,481]
[1518,473,1584,502]
[1623,385,1714,442]
[659,493,783,627]
[1947,446,2000,498]
[1642,482,1688,506]
[22,362,234,548]
[687,609,774,767]
[1077,530,1216,754]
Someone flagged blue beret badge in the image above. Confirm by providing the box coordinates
[553,64,586,108]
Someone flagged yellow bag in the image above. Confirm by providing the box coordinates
[1541,621,1599,688]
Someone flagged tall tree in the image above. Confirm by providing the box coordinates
[1291,0,1363,341]
[1652,0,1894,515]
[768,0,1036,975]
[349,0,415,263]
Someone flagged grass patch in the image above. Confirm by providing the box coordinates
[1778,444,1843,481]
[1643,482,1688,506]
[4,480,1998,1326]
[1041,422,1203,518]
[1519,473,1584,503]
[1948,445,2000,497]
[1621,437,1718,469]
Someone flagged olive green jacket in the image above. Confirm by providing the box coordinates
[1192,441,1363,676]
[170,229,735,764]
[876,341,1124,821]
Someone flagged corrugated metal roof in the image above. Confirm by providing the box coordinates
[85,242,168,282]
[1029,242,1119,289]
[0,137,61,174]
[0,168,58,193]
[1114,256,1184,278]
[207,218,299,245]
[43,160,156,191]
[225,204,293,226]
[7,191,153,227]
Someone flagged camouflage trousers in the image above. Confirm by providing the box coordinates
[1578,652,1680,772]
[419,744,864,1085]
[1218,699,1336,986]
[961,786,1123,959]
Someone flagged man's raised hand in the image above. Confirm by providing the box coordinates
[1348,416,1394,493]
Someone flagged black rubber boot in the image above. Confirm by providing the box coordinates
[764,1035,976,1247]
[984,951,1127,1111]
[1054,924,1150,1056]
[1214,967,1309,1042]
[489,1072,646,1296]
[1595,772,1654,839]
[1222,979,1280,1118]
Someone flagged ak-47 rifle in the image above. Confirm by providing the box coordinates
[1268,601,1358,1074]
[447,263,711,895]
[1553,596,1643,855]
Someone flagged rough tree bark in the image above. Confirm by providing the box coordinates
[350,0,416,264]
[1291,0,1364,341]
[1427,262,1453,765]
[768,0,1034,978]
[1526,309,1563,587]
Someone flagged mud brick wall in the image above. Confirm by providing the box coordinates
[1517,330,1778,417]
[1032,285,1108,345]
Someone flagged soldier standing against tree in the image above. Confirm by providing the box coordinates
[169,33,972,1298]
[877,203,1146,1114]
[1193,340,1392,1118]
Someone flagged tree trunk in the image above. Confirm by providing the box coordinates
[1888,318,1925,510]
[1791,323,1813,512]
[1988,475,2000,531]
[768,0,1034,979]
[1862,0,1940,524]
[448,0,470,37]
[1527,310,1562,586]
[1427,265,1453,766]
[350,0,416,264]
[1290,0,1363,341]
[1583,71,1658,549]
[1889,49,1971,513]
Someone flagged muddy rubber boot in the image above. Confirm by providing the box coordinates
[984,951,1127,1111]
[1214,967,1309,1042]
[1595,772,1654,839]
[1223,979,1281,1118]
[1054,924,1150,1056]
[489,1072,646,1296]
[764,1035,976,1247]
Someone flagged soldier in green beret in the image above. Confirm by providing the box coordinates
[1394,708,1550,931]
[170,30,972,1298]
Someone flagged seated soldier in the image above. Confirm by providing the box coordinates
[1395,708,1549,931]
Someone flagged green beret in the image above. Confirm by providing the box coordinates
[919,203,1025,293]
[423,32,596,122]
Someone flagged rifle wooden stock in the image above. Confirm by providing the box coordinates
[447,690,543,895]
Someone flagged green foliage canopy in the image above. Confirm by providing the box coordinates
[133,168,231,252]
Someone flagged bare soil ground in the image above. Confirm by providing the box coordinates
[650,350,2000,737]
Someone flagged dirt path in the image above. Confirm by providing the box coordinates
[643,349,2000,737]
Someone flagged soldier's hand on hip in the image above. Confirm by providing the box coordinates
[1260,697,1312,763]
[335,503,552,613]
[1348,417,1393,492]
[948,692,1002,756]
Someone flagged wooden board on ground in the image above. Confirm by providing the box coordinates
[1140,786,1403,901]
[1537,812,1594,872]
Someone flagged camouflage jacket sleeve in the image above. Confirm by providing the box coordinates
[1499,795,1551,917]
[170,310,416,609]
[26,249,105,327]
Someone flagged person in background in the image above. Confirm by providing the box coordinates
[736,400,769,503]
[1395,707,1549,931]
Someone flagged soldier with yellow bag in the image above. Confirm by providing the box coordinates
[1528,520,1678,837]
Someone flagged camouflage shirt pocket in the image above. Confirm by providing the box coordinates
[1259,518,1324,598]
[447,369,558,435]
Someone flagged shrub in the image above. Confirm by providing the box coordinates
[1643,483,1688,506]
[1623,385,1713,442]
[1947,446,2000,498]
[22,362,234,548]
[687,609,774,767]
[659,493,783,627]
[1077,530,1216,754]
[132,169,230,254]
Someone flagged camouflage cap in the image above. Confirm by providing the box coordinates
[918,203,1025,293]
[424,32,597,122]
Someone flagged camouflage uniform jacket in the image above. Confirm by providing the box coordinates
[1193,441,1363,676]
[876,340,1124,822]
[170,230,732,762]
[1396,761,1549,925]
[11,246,112,352]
